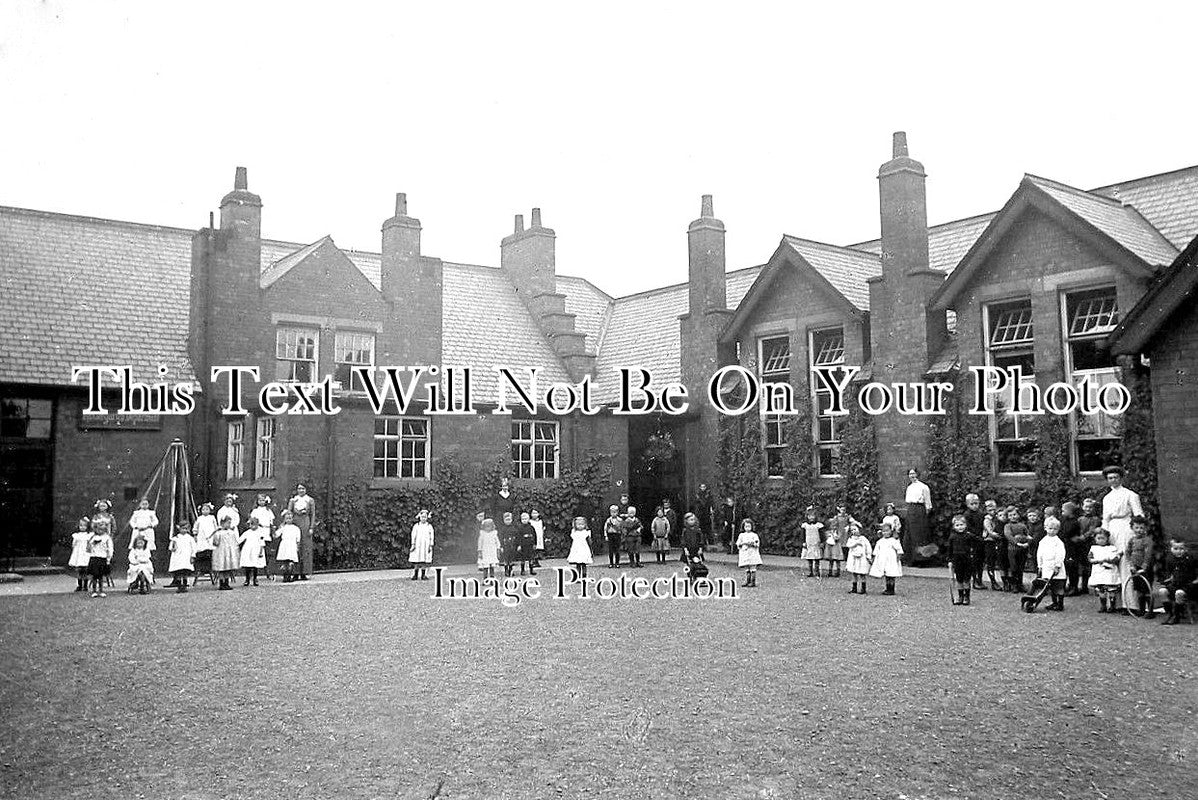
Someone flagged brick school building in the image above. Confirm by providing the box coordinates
[3,134,1197,565]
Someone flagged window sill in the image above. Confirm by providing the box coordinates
[370,477,432,489]
[992,473,1037,489]
[220,481,279,493]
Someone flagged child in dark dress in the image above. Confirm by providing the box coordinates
[1060,501,1089,596]
[1004,506,1030,593]
[946,514,975,605]
[500,512,519,577]
[982,501,1005,591]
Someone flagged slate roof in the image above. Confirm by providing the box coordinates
[850,213,997,274]
[1091,165,1198,249]
[0,207,197,386]
[3,162,1195,400]
[441,264,573,399]
[1025,175,1177,266]
[781,236,880,311]
[590,267,761,404]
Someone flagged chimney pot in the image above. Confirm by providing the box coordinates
[395,193,407,217]
[234,166,248,191]
[531,208,542,228]
[514,214,524,233]
[701,194,714,218]
[892,132,908,158]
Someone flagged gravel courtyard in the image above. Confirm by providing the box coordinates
[1,562,1193,799]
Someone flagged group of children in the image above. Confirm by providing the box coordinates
[466,508,547,580]
[798,504,906,596]
[68,494,306,597]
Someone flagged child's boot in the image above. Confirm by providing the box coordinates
[849,581,858,594]
[963,588,971,606]
[860,582,867,595]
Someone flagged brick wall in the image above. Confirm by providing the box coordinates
[1147,298,1198,541]
[952,208,1150,480]
[51,393,190,568]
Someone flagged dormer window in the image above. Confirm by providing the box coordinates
[334,331,375,392]
[276,327,317,383]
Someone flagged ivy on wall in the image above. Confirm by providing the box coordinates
[313,453,613,570]
[716,390,880,556]
[715,365,1163,556]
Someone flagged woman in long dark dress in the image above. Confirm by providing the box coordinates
[902,468,933,566]
[287,483,316,580]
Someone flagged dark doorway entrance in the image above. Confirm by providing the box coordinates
[627,414,686,537]
[0,396,55,563]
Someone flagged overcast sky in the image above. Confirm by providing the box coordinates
[2,1,1194,296]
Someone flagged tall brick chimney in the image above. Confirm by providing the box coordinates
[382,193,443,366]
[687,194,728,315]
[868,133,947,503]
[194,166,263,370]
[680,194,733,494]
[500,209,595,380]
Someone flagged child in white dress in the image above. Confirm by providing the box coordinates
[129,498,159,553]
[274,510,302,583]
[249,494,276,580]
[845,527,874,594]
[217,494,240,530]
[800,506,824,577]
[238,519,269,587]
[1087,528,1121,613]
[126,535,154,594]
[409,509,434,581]
[566,516,594,579]
[477,517,502,580]
[211,517,240,591]
[69,516,92,592]
[869,522,904,595]
[529,509,546,568]
[881,502,902,541]
[736,518,762,587]
[192,503,217,586]
[168,521,196,593]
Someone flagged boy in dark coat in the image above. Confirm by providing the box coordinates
[1157,539,1198,625]
[946,514,976,605]
[963,493,986,589]
[622,506,644,568]
[603,505,624,568]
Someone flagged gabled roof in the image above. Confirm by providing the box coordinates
[784,236,880,311]
[260,236,332,288]
[0,206,197,386]
[929,175,1172,310]
[720,237,874,343]
[1109,233,1198,355]
[590,267,761,404]
[1026,175,1177,266]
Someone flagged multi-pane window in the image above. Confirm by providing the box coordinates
[276,327,318,382]
[985,299,1037,473]
[512,421,558,479]
[374,417,429,479]
[255,417,276,480]
[811,327,845,476]
[226,419,245,480]
[334,331,375,392]
[0,398,52,439]
[758,336,791,478]
[1065,288,1121,472]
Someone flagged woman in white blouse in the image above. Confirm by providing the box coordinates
[902,468,933,565]
[1101,465,1143,610]
[287,484,317,580]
